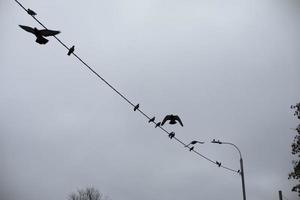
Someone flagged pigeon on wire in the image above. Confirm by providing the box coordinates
[27,8,36,16]
[185,140,204,147]
[68,45,75,56]
[134,104,139,111]
[155,122,161,128]
[161,114,183,127]
[148,117,155,123]
[168,132,175,139]
[19,25,60,44]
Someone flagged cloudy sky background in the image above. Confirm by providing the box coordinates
[1,0,300,200]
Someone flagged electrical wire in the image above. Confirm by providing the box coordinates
[14,0,239,174]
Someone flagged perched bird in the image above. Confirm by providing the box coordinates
[134,104,139,111]
[148,117,155,123]
[216,161,221,167]
[189,146,194,151]
[68,45,75,56]
[27,8,36,16]
[19,25,60,44]
[185,140,204,147]
[155,122,161,128]
[161,114,183,127]
[168,132,175,139]
[211,139,222,144]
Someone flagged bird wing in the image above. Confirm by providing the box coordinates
[174,115,183,126]
[161,115,171,126]
[19,25,35,34]
[39,29,60,37]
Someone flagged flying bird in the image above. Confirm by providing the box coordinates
[134,104,139,111]
[27,8,36,16]
[148,117,155,123]
[161,114,183,127]
[189,146,194,151]
[68,45,75,56]
[185,140,204,147]
[155,122,161,128]
[168,132,175,139]
[19,25,60,44]
[216,161,222,167]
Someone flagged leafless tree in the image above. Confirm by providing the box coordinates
[289,102,300,196]
[68,187,111,200]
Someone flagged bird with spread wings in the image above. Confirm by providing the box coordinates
[161,114,183,127]
[19,25,60,44]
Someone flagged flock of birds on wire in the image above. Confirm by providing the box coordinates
[19,21,204,154]
[15,2,240,174]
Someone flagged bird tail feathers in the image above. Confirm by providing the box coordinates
[36,36,48,44]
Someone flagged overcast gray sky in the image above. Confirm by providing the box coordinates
[1,0,300,200]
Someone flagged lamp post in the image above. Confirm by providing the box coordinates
[211,139,246,200]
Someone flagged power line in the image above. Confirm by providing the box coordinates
[14,0,239,174]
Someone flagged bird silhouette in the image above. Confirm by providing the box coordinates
[185,140,204,147]
[68,45,75,56]
[189,146,194,151]
[216,161,221,167]
[161,114,183,127]
[134,104,139,111]
[148,117,155,123]
[19,25,60,44]
[155,122,161,128]
[211,139,222,144]
[168,132,175,139]
[27,8,36,16]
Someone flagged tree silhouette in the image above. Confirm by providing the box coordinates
[68,187,111,200]
[289,102,300,196]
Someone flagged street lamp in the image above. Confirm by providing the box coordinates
[211,139,246,200]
